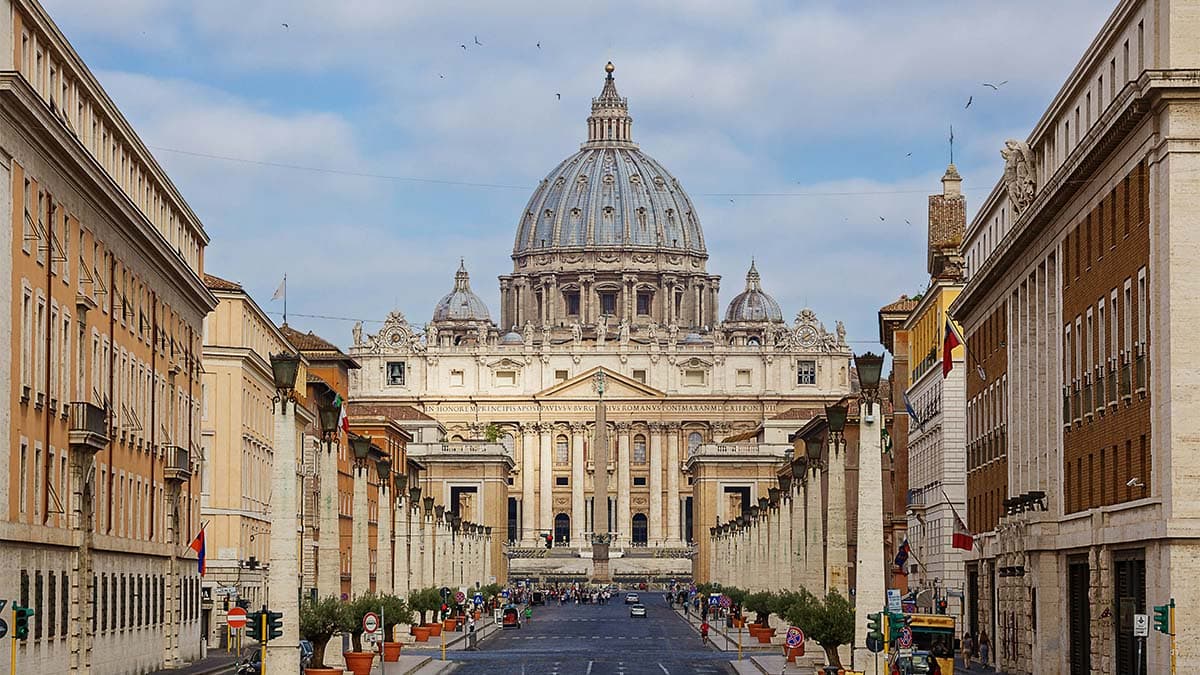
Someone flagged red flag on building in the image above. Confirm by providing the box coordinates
[952,513,974,551]
[188,526,207,576]
[943,317,964,378]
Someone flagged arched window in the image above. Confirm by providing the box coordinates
[747,336,760,346]
[501,433,515,456]
[555,434,569,464]
[688,432,703,454]
[633,434,647,464]
[450,434,464,442]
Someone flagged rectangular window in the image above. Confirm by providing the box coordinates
[632,369,647,384]
[565,292,580,316]
[796,360,816,385]
[22,178,33,254]
[555,476,569,487]
[736,369,752,386]
[35,570,43,639]
[495,370,517,387]
[1137,267,1148,347]
[22,286,32,397]
[48,571,56,638]
[633,476,647,487]
[683,369,705,386]
[386,361,405,386]
[554,369,569,382]
[19,440,29,517]
[600,292,616,316]
[636,292,652,316]
[555,436,569,464]
[1124,280,1133,356]
[633,437,647,464]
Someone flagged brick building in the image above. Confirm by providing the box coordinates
[951,1,1200,672]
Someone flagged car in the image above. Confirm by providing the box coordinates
[630,603,647,618]
[890,650,942,675]
[531,591,545,606]
[625,593,639,604]
[501,604,522,629]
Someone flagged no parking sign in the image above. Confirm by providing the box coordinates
[785,626,805,649]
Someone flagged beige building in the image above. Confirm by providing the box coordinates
[199,275,311,642]
[349,64,853,583]
[951,0,1200,672]
[0,0,215,672]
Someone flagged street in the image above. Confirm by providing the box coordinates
[409,593,730,674]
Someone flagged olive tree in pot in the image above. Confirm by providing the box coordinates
[782,588,855,667]
[338,593,381,675]
[378,594,412,662]
[298,596,344,674]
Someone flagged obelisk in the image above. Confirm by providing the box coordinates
[591,371,611,582]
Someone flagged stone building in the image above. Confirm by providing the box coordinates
[0,0,215,671]
[951,0,1200,672]
[349,63,853,583]
[879,294,917,589]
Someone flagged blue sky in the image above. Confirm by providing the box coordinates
[44,0,1113,350]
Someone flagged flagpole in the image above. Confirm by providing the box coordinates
[940,488,981,552]
[283,274,287,325]
[945,315,987,381]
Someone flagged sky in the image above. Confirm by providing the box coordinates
[42,0,1115,351]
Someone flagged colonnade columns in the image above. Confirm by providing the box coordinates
[616,423,632,544]
[806,464,825,593]
[538,424,553,541]
[826,436,848,596]
[648,425,664,546]
[570,424,586,546]
[520,424,537,544]
[350,465,370,598]
[376,482,392,594]
[774,499,787,591]
[409,503,424,592]
[393,498,410,597]
[421,507,435,590]
[789,484,804,590]
[665,424,681,545]
[317,440,341,599]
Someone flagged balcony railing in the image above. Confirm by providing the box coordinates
[164,445,191,482]
[1135,347,1147,393]
[1082,381,1093,420]
[1061,387,1070,427]
[408,442,511,457]
[1120,357,1132,399]
[68,401,109,452]
[1094,368,1106,413]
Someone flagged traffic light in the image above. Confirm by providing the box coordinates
[1153,599,1174,635]
[888,612,910,643]
[866,611,883,643]
[544,533,553,549]
[247,610,264,640]
[13,603,34,640]
[266,609,284,641]
[936,598,948,615]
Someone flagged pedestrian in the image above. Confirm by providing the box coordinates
[961,631,974,667]
[979,630,991,666]
[700,620,710,647]
[523,605,533,624]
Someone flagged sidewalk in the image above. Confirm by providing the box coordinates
[148,654,238,675]
[672,606,776,653]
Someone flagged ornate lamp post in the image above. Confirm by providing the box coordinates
[349,433,374,469]
[265,352,303,675]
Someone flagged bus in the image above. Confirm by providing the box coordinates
[903,614,956,675]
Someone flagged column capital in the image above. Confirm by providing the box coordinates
[647,421,665,433]
[615,421,633,433]
[534,421,554,434]
[569,422,588,434]
[518,421,538,434]
[664,422,682,433]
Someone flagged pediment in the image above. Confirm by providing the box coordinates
[535,366,665,399]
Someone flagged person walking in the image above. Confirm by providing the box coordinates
[979,630,991,668]
[961,631,974,668]
[700,620,710,647]
[523,605,533,625]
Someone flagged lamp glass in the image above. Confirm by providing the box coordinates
[269,352,301,392]
[855,351,885,391]
[317,397,340,435]
[375,459,391,482]
[826,403,849,433]
[349,433,373,461]
[805,436,824,461]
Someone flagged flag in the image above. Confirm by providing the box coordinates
[952,514,974,551]
[894,538,911,569]
[943,317,964,378]
[188,527,207,576]
[903,392,923,430]
[337,398,349,433]
[272,276,286,301]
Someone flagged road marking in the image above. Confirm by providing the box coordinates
[586,661,593,675]
[658,664,670,674]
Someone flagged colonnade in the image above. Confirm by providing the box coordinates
[387,491,493,598]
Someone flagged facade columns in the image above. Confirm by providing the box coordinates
[409,505,424,592]
[538,424,553,540]
[421,511,435,591]
[317,440,341,598]
[571,424,586,545]
[617,424,632,544]
[648,426,664,545]
[393,498,410,598]
[521,425,536,544]
[376,483,392,594]
[350,465,370,598]
[665,424,681,545]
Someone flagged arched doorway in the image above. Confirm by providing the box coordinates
[631,513,648,546]
[554,513,570,544]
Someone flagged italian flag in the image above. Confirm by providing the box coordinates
[952,514,974,551]
[334,394,349,433]
[943,317,964,379]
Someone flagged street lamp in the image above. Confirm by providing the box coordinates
[316,393,341,440]
[269,352,301,408]
[348,433,373,469]
[375,457,392,484]
[855,351,885,413]
[394,471,408,494]
[805,435,825,467]
[825,402,848,442]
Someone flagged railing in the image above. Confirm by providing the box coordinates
[1094,367,1106,413]
[409,442,512,457]
[164,445,191,482]
[1135,347,1147,393]
[69,401,109,451]
[1082,380,1093,419]
[1120,356,1132,398]
[690,443,789,458]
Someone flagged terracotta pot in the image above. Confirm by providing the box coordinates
[427,622,443,637]
[731,618,745,629]
[756,630,774,644]
[412,626,431,642]
[305,669,344,675]
[382,642,402,662]
[342,651,375,675]
[473,610,482,621]
[443,618,457,631]
[786,644,805,662]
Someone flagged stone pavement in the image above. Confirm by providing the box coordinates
[148,654,238,675]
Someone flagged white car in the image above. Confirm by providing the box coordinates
[630,603,647,618]
[625,593,640,604]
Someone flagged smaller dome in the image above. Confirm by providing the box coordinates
[682,332,705,344]
[499,331,523,345]
[433,260,492,323]
[724,261,783,323]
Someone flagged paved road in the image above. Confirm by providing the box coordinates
[411,593,730,674]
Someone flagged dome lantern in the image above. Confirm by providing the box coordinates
[585,61,634,148]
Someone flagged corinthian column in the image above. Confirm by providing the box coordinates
[570,424,586,546]
[648,424,664,546]
[665,424,681,545]
[616,423,632,544]
[521,424,536,544]
[539,424,553,541]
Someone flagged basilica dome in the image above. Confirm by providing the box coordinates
[512,63,705,256]
[432,261,491,323]
[725,261,783,323]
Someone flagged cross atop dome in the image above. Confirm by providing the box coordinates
[585,61,635,148]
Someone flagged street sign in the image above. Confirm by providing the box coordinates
[785,626,805,649]
[226,607,248,629]
[363,611,380,634]
[1134,613,1149,637]
[501,590,510,598]
[719,595,732,608]
[898,648,913,658]
[897,626,914,649]
[887,589,902,613]
[213,586,238,597]
[455,591,467,605]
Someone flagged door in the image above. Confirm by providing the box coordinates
[554,513,570,544]
[631,513,648,545]
[1067,561,1091,675]
[1114,552,1147,674]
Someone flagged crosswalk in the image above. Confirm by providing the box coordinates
[494,634,680,640]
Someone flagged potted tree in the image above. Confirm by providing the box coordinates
[783,589,855,668]
[378,594,412,662]
[339,593,380,675]
[299,596,344,675]
[725,587,748,628]
[745,591,778,642]
[408,588,435,642]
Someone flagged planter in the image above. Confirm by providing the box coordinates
[755,629,775,644]
[412,626,431,642]
[304,669,344,675]
[382,642,403,662]
[342,651,375,675]
[473,610,482,621]
[785,644,805,662]
[443,618,458,632]
[427,623,443,637]
[731,618,745,629]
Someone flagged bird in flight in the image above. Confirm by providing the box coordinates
[460,43,467,50]
[879,216,886,222]
[439,74,445,79]
[906,152,912,157]
[474,36,483,46]
[536,42,541,49]
[556,93,561,100]
[982,80,1008,90]
[965,96,973,109]
[905,219,912,225]
[281,23,289,28]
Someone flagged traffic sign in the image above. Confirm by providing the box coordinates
[719,595,732,608]
[214,586,239,597]
[363,611,380,634]
[785,626,805,649]
[1134,613,1149,637]
[501,590,510,598]
[455,591,467,605]
[897,626,914,649]
[227,607,248,629]
[887,589,902,613]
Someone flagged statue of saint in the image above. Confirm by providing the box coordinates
[618,319,630,346]
[352,321,363,347]
[836,320,847,347]
[571,321,583,346]
[523,321,534,346]
[596,315,608,346]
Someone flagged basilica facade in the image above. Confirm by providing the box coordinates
[349,63,852,580]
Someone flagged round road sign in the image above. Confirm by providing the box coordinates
[897,626,914,649]
[455,591,467,605]
[363,611,380,634]
[226,607,247,629]
[719,595,732,608]
[785,626,805,648]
